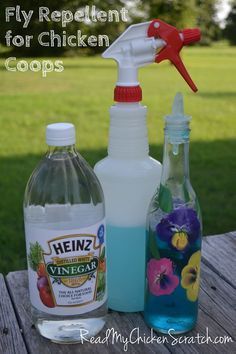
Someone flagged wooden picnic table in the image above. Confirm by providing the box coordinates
[0,233,235,354]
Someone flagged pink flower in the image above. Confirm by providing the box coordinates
[147,258,179,296]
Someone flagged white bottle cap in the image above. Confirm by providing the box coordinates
[46,123,76,146]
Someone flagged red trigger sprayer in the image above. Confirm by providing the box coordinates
[148,19,201,92]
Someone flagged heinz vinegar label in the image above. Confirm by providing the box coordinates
[25,220,107,315]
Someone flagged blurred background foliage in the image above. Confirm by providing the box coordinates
[0,0,236,56]
[224,0,236,44]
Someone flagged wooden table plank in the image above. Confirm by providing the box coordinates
[202,232,236,288]
[5,234,236,353]
[200,262,236,338]
[161,260,236,354]
[6,271,170,354]
[0,274,27,354]
[163,307,235,354]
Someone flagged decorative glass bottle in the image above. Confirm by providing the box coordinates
[144,93,202,334]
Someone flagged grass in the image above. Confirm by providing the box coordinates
[0,44,236,273]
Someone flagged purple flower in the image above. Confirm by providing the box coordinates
[156,207,200,251]
[147,258,179,296]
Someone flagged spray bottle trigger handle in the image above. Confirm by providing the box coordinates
[156,49,198,92]
[147,19,199,92]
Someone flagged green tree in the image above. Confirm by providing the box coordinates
[196,0,220,45]
[141,0,197,28]
[224,1,236,45]
[141,0,221,45]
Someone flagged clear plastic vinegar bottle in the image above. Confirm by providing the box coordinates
[144,94,202,334]
[24,123,107,343]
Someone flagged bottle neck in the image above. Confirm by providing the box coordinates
[47,145,77,159]
[108,102,149,159]
[161,125,190,190]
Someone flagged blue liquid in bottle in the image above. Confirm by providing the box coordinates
[145,229,201,333]
[144,93,202,334]
[107,224,146,312]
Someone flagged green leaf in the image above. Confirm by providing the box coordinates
[28,242,43,271]
[149,231,160,259]
[97,271,106,294]
[158,184,173,213]
[100,246,105,260]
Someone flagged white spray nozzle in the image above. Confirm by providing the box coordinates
[172,92,184,115]
[165,93,191,155]
[165,93,191,126]
[103,22,165,87]
[103,19,201,98]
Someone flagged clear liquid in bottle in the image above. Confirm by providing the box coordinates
[24,123,107,343]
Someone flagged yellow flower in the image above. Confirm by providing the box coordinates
[181,251,201,302]
[171,232,188,250]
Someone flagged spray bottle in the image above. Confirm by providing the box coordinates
[94,19,201,312]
